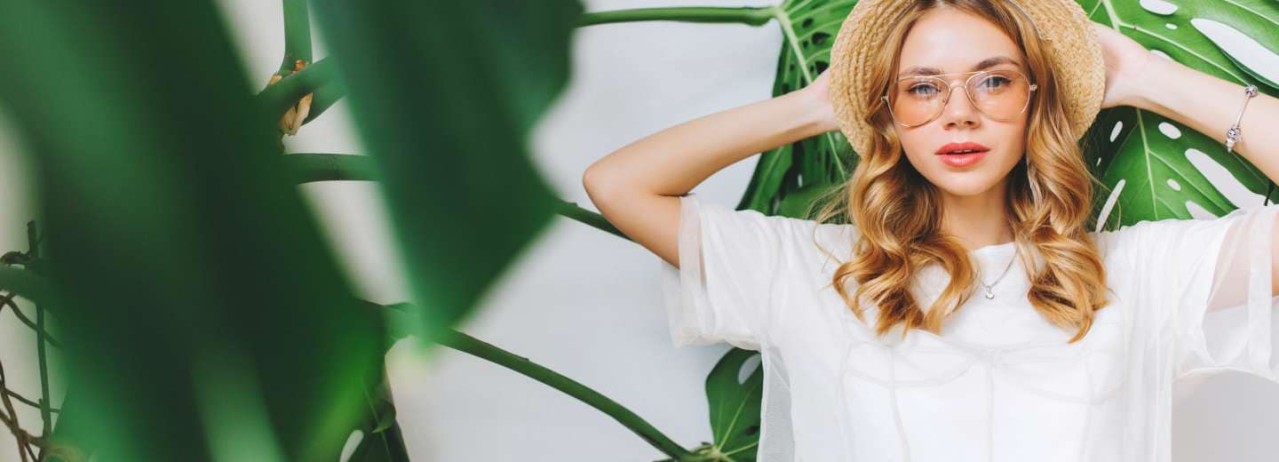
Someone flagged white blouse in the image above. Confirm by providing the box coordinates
[659,193,1279,462]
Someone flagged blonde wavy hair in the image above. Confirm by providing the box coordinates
[808,0,1112,344]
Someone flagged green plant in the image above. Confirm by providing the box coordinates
[0,0,1273,461]
[1081,0,1279,221]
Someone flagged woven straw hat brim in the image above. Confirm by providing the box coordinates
[827,0,1106,157]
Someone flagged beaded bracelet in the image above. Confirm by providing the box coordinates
[1226,84,1258,154]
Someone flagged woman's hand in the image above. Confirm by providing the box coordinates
[802,69,840,133]
[1091,23,1157,109]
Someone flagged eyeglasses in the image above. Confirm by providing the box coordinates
[881,69,1038,127]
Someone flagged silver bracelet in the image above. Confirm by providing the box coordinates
[1226,84,1258,154]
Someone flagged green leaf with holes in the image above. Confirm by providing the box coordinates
[697,348,765,461]
[738,0,860,216]
[1082,0,1279,227]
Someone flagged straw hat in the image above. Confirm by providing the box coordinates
[827,0,1106,156]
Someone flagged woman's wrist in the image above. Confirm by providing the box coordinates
[1124,54,1279,185]
[793,84,839,138]
[1128,56,1178,114]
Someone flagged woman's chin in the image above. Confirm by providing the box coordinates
[929,175,1002,198]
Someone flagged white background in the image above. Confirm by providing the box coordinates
[1,0,1277,460]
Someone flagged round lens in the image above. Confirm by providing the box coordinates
[889,77,945,126]
[969,70,1031,122]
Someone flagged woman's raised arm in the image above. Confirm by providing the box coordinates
[582,71,838,268]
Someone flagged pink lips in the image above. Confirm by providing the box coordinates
[935,141,990,168]
[935,141,990,155]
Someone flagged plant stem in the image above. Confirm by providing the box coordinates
[376,302,694,458]
[258,58,337,123]
[0,360,31,462]
[0,295,60,347]
[579,6,774,27]
[27,222,51,447]
[279,0,313,75]
[285,153,380,184]
[432,329,696,460]
[0,268,51,307]
[303,78,347,125]
[282,154,628,239]
[555,201,626,239]
[2,389,56,414]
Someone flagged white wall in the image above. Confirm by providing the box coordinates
[0,1,1276,460]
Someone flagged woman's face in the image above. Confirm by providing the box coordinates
[891,8,1031,198]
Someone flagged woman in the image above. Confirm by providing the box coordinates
[583,0,1279,460]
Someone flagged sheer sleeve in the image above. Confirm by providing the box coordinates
[1122,204,1279,381]
[658,194,815,350]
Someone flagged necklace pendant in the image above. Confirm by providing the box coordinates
[984,287,995,299]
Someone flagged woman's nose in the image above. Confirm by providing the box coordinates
[940,85,981,128]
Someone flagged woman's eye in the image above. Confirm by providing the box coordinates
[979,76,1011,89]
[908,84,939,96]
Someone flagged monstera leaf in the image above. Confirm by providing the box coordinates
[738,0,859,216]
[694,348,765,461]
[778,177,843,220]
[1082,0,1278,227]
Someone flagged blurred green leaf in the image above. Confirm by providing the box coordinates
[346,420,409,462]
[0,0,383,459]
[309,0,584,345]
[344,360,409,462]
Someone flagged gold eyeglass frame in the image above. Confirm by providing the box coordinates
[880,69,1039,128]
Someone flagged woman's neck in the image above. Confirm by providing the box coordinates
[939,185,1013,251]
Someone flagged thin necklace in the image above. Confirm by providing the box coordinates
[979,246,1019,300]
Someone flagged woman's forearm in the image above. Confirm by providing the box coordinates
[1131,57,1279,185]
[584,86,834,198]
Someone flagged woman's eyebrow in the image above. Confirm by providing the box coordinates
[898,56,1022,77]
